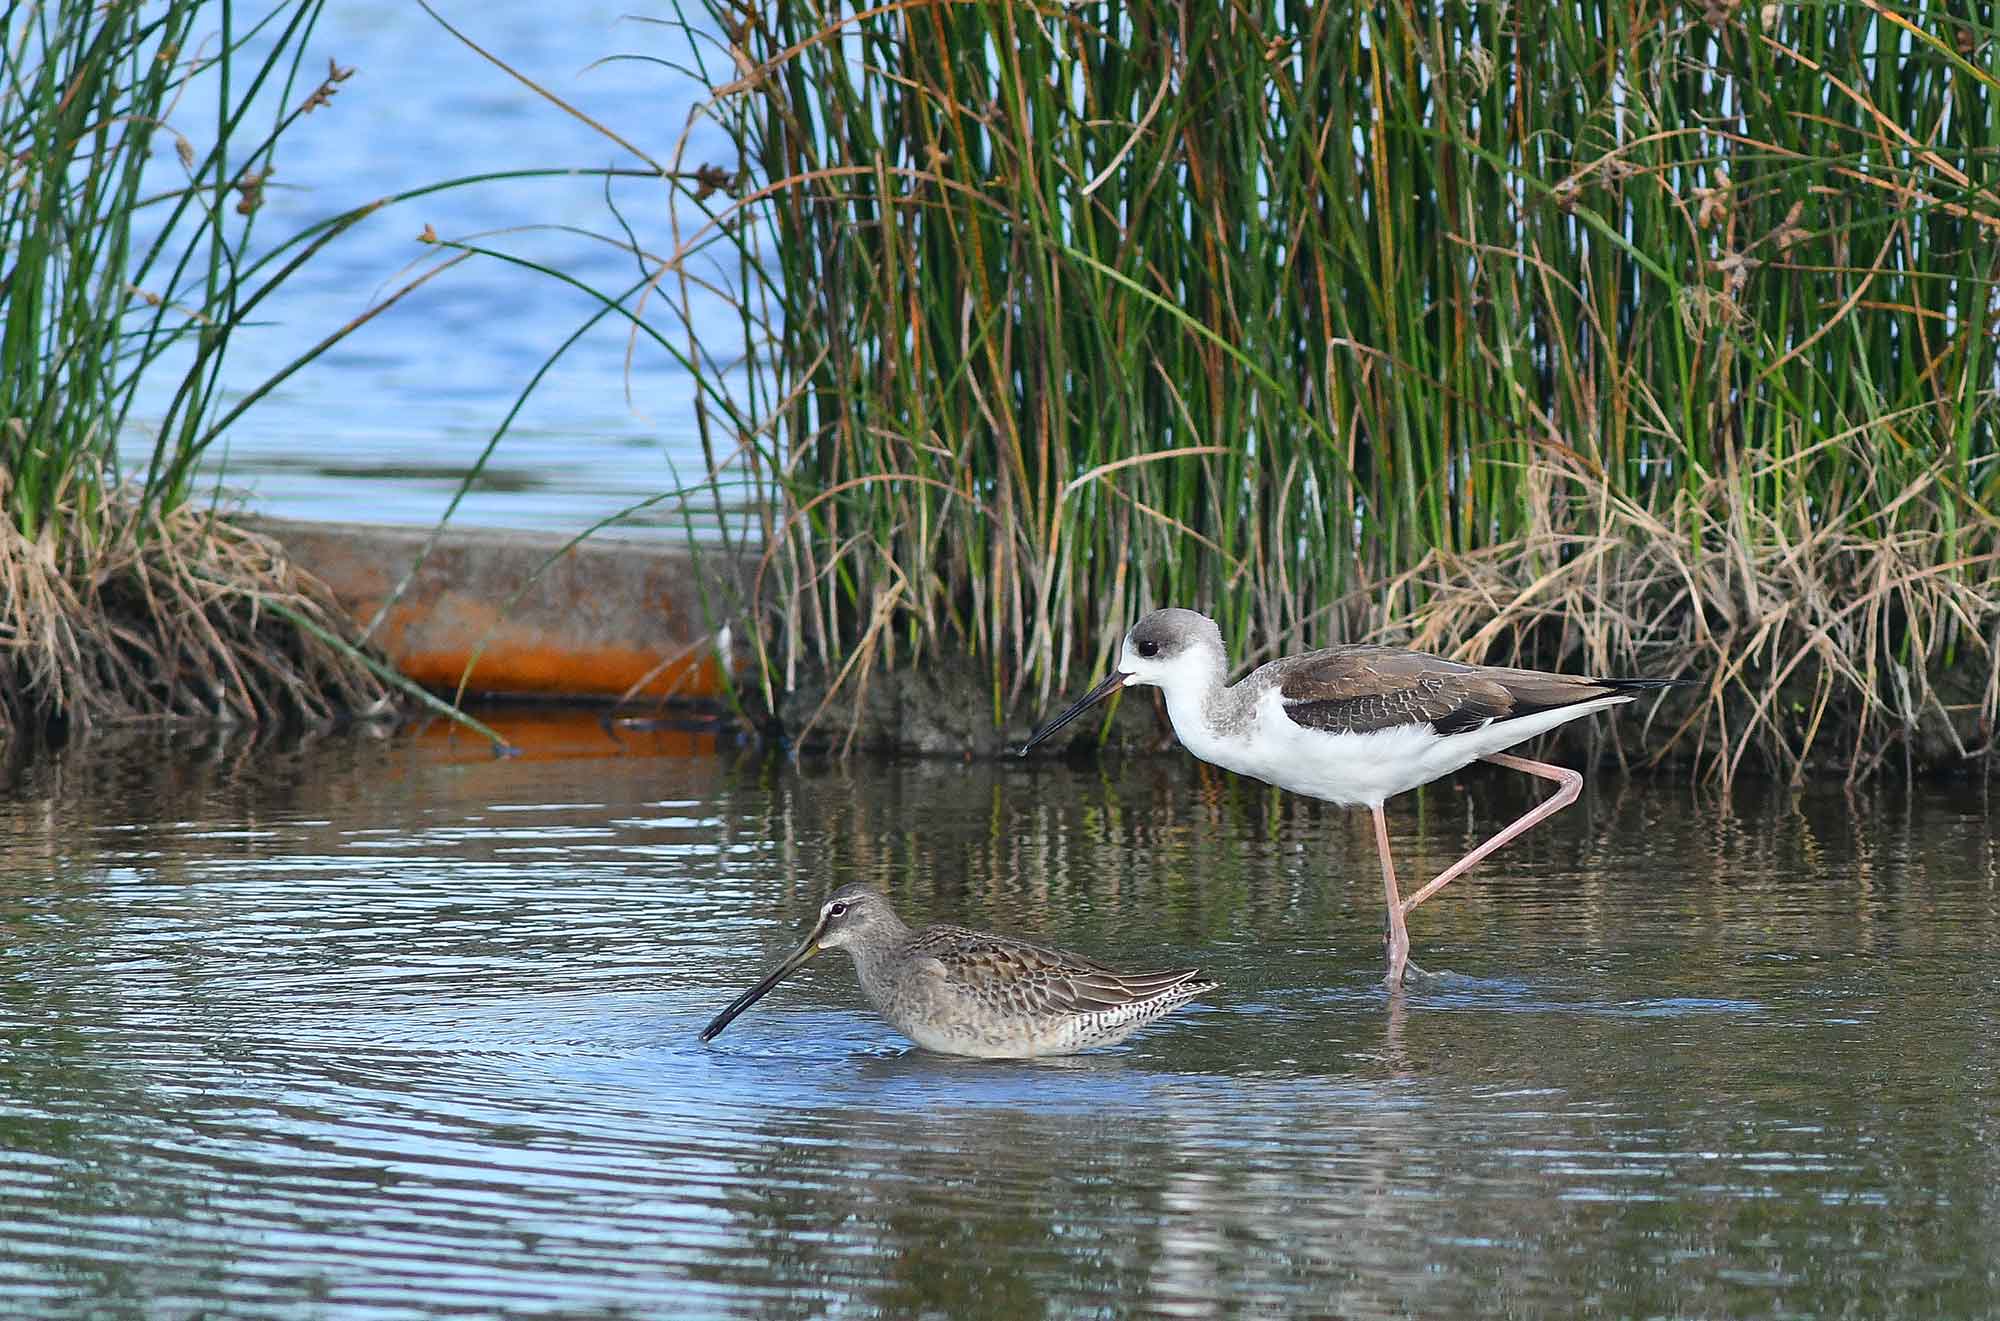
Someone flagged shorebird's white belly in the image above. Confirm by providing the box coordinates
[1173,688,1632,807]
[890,1007,1154,1058]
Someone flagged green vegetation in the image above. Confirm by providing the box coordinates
[1,0,396,740]
[663,0,2000,778]
[9,0,1992,776]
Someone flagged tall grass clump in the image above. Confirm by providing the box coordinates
[1,0,394,741]
[664,0,2000,778]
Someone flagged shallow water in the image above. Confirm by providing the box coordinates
[2,720,1996,1317]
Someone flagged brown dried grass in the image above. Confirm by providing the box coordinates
[0,481,392,743]
[1374,445,1999,785]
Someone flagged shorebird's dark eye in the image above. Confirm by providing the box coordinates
[826,901,849,918]
[1137,639,1160,658]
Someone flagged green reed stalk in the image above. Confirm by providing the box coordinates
[1,0,513,742]
[672,0,1998,773]
[1,0,336,535]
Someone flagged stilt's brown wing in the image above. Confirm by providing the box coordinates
[1274,647,1513,737]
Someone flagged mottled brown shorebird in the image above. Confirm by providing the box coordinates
[1021,608,1689,989]
[699,884,1218,1058]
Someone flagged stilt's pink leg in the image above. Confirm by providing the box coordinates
[1398,752,1582,917]
[1374,802,1411,989]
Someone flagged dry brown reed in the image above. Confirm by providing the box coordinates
[1378,444,1998,782]
[0,483,391,741]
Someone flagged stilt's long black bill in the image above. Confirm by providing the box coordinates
[699,929,824,1042]
[1018,670,1130,755]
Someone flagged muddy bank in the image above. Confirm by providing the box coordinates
[772,654,1173,759]
[778,658,1697,766]
[780,654,1994,778]
[257,519,1991,776]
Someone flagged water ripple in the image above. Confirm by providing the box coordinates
[2,732,1996,1318]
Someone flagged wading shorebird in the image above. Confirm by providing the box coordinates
[1020,608,1689,988]
[699,884,1218,1058]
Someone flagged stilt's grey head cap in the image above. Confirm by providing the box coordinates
[1121,609,1224,668]
[1019,608,1225,754]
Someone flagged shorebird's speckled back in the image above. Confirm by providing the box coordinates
[875,915,1217,1057]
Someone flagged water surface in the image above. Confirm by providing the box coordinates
[122,2,740,538]
[2,721,1995,1317]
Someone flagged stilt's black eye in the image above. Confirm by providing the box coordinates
[1136,639,1160,658]
[826,901,850,918]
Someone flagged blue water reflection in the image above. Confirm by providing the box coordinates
[120,2,745,537]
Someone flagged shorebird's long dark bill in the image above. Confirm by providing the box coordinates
[698,922,826,1042]
[1019,670,1129,754]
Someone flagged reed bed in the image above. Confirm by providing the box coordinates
[2,0,400,740]
[661,0,1999,778]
